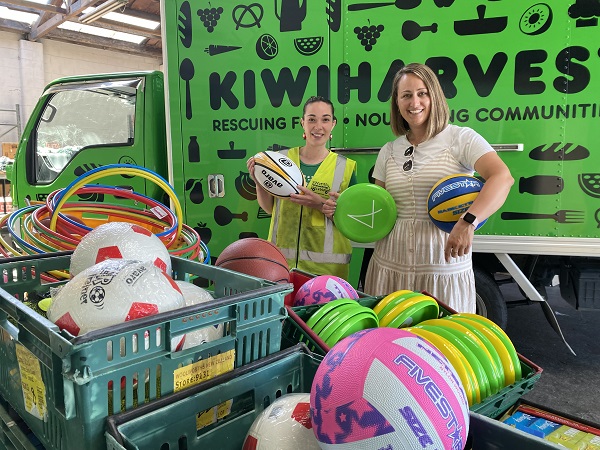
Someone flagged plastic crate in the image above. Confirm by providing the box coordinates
[282,295,543,419]
[0,251,291,450]
[104,344,555,450]
[468,412,564,449]
[0,397,44,450]
[105,344,322,450]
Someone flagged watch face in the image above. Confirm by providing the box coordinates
[463,212,476,224]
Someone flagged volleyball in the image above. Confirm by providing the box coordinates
[48,259,186,349]
[310,327,469,450]
[253,151,304,198]
[293,274,359,307]
[427,174,486,233]
[69,221,171,276]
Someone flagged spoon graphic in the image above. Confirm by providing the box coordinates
[179,58,194,120]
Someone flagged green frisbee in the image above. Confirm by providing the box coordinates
[324,309,379,347]
[305,298,357,330]
[334,183,397,243]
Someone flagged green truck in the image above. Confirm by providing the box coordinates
[7,0,599,343]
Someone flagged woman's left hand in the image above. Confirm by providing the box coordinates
[445,219,475,262]
[322,192,340,219]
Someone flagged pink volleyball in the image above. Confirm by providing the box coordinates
[310,328,469,450]
[293,275,359,307]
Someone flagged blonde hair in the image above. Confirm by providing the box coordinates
[389,63,449,140]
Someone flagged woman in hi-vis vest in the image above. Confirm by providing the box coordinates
[247,96,357,279]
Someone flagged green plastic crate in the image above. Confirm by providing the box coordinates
[0,252,290,450]
[0,398,43,450]
[105,344,322,450]
[282,296,543,419]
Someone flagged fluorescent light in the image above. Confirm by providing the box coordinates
[79,0,128,24]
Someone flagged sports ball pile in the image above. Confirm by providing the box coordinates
[293,274,359,307]
[427,174,486,233]
[243,393,321,450]
[253,151,304,198]
[47,221,223,350]
[48,258,187,349]
[310,328,470,449]
[407,313,522,406]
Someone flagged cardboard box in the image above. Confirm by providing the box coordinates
[2,142,17,160]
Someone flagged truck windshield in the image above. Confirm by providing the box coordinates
[34,81,137,183]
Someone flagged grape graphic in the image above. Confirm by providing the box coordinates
[354,23,384,52]
[197,5,224,33]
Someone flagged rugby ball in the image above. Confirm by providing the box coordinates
[254,151,304,198]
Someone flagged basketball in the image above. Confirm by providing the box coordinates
[215,238,290,284]
[293,274,359,307]
[310,328,469,449]
[427,174,486,233]
[253,151,304,198]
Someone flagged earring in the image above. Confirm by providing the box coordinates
[302,132,306,139]
[329,134,333,140]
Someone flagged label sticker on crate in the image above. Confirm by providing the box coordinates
[15,343,47,420]
[173,349,235,392]
[196,399,233,430]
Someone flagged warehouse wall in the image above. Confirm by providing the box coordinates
[0,30,161,144]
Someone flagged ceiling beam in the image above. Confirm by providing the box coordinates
[0,18,162,60]
[29,0,96,40]
[0,0,64,14]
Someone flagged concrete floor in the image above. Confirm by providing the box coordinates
[503,282,600,425]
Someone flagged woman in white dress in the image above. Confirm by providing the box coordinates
[364,63,514,313]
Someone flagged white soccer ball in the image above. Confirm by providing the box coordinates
[48,259,186,349]
[175,280,223,349]
[253,151,304,198]
[69,222,171,276]
[242,393,321,450]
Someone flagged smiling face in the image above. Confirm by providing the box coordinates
[396,73,431,134]
[301,101,336,145]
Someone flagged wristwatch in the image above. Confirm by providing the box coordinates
[460,212,479,228]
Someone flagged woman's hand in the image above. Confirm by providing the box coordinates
[289,185,325,209]
[322,191,340,219]
[444,219,475,262]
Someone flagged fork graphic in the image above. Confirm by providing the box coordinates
[501,210,584,224]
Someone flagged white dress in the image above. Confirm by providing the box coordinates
[364,125,494,313]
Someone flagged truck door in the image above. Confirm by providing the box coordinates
[11,74,166,208]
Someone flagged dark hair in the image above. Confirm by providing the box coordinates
[389,63,449,140]
[303,96,335,120]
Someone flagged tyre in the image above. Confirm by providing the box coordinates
[474,267,508,329]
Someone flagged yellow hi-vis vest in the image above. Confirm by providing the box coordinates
[268,147,356,280]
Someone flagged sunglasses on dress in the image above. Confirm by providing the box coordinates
[403,146,414,171]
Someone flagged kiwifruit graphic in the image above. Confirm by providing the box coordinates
[519,3,552,35]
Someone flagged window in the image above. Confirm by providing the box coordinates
[34,79,138,183]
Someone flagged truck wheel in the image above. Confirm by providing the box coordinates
[474,267,508,330]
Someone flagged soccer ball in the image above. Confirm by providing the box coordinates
[293,275,359,307]
[175,280,224,349]
[69,222,171,276]
[310,328,469,449]
[242,393,321,450]
[48,259,186,349]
